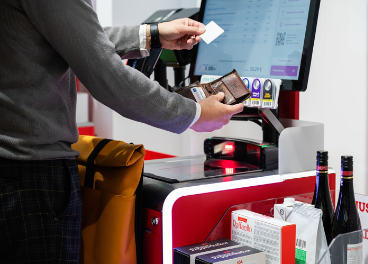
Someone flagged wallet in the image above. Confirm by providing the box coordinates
[174,69,251,105]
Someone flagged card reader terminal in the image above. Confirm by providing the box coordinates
[204,137,278,172]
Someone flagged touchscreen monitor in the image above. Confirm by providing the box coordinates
[191,0,321,91]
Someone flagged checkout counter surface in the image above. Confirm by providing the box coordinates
[143,155,278,211]
[142,155,333,212]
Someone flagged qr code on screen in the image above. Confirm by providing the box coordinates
[275,32,286,46]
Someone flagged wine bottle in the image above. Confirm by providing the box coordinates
[312,150,334,245]
[331,156,362,264]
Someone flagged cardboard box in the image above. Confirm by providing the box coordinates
[174,239,241,264]
[195,245,265,264]
[274,201,314,221]
[231,209,296,264]
[274,203,294,221]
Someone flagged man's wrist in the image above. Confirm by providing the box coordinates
[145,24,151,50]
[150,23,162,49]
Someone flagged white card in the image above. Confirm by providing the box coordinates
[200,21,224,44]
[190,87,206,102]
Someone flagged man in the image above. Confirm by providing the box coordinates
[0,0,244,263]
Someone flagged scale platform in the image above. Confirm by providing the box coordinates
[143,156,263,183]
[144,137,278,183]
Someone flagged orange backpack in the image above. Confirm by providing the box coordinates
[71,135,145,264]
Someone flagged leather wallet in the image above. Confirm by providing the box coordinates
[174,69,251,105]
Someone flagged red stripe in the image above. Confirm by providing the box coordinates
[279,91,299,120]
[341,171,353,176]
[144,150,176,160]
[77,126,94,136]
[317,166,328,171]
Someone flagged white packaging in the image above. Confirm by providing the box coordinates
[274,200,294,222]
[274,198,314,221]
[231,209,296,264]
[288,204,330,264]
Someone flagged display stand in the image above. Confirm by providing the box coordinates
[202,190,368,264]
[317,228,368,264]
[317,193,368,264]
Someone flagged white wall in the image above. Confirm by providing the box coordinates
[95,0,112,27]
[300,0,368,195]
[111,0,199,26]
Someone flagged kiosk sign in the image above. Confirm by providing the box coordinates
[354,194,368,263]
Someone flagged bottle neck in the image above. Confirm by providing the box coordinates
[340,170,354,193]
[316,171,329,184]
[316,162,329,186]
[316,161,328,173]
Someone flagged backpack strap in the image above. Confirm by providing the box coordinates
[84,138,112,188]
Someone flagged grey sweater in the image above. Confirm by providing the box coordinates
[0,0,197,160]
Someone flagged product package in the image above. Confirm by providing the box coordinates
[241,77,253,107]
[231,209,296,264]
[250,78,264,107]
[175,70,251,105]
[195,245,266,264]
[174,239,242,264]
[261,79,275,108]
[250,78,281,109]
[274,198,314,221]
[287,204,331,264]
[262,79,280,109]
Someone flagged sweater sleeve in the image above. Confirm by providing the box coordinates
[21,0,197,134]
[103,26,144,59]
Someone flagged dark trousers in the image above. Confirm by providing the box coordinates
[0,158,82,263]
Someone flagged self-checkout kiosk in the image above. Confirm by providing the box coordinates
[139,1,335,264]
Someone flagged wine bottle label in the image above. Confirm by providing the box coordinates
[341,171,353,176]
[316,165,328,174]
[347,242,362,264]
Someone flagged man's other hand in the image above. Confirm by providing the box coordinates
[190,93,244,132]
[149,18,206,50]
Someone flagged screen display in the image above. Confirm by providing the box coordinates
[194,0,311,80]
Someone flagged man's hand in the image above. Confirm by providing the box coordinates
[146,18,205,50]
[190,93,244,132]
